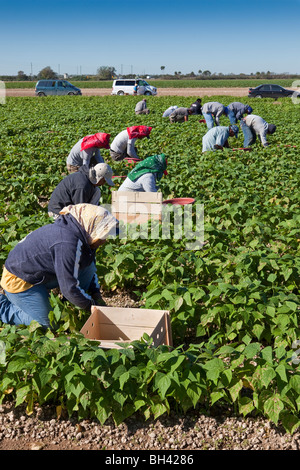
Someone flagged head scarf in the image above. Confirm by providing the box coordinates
[126,126,152,139]
[127,154,167,182]
[81,132,110,151]
[59,204,118,244]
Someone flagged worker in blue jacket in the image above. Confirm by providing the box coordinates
[202,125,239,152]
[0,204,118,328]
[226,102,253,124]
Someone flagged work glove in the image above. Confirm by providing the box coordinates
[91,291,107,307]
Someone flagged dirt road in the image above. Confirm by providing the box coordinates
[6,87,250,97]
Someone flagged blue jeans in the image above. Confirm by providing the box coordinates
[240,120,256,147]
[227,109,237,125]
[0,263,97,328]
[203,113,215,129]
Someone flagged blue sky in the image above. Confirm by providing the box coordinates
[1,0,300,76]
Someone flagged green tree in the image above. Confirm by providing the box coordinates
[37,66,57,80]
[97,66,116,80]
[17,71,28,81]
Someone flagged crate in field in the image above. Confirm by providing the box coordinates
[111,191,163,224]
[80,305,172,349]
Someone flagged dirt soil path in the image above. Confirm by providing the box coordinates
[6,87,250,97]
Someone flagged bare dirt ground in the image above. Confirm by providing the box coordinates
[6,87,250,97]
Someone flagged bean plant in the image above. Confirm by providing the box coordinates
[0,94,299,431]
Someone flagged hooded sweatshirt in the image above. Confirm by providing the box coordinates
[3,215,99,310]
[48,166,100,215]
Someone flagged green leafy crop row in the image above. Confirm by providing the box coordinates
[1,320,300,430]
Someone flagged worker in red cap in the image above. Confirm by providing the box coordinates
[109,126,152,161]
[66,132,110,173]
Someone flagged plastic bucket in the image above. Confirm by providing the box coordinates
[162,198,195,205]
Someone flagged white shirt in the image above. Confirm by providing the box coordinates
[110,130,138,159]
[118,173,158,192]
[163,106,178,117]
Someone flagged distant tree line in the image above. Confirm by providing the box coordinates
[1,65,300,82]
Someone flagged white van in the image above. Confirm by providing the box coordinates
[111,78,157,96]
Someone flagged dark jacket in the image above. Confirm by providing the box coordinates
[227,102,249,120]
[190,100,202,115]
[4,215,98,310]
[48,167,100,215]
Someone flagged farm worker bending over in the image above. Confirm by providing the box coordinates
[201,101,228,129]
[48,163,115,219]
[169,107,193,123]
[202,125,239,152]
[240,114,276,148]
[190,98,202,115]
[162,105,178,117]
[109,125,152,162]
[226,102,253,124]
[0,204,119,328]
[66,132,111,173]
[118,154,167,192]
[135,98,150,115]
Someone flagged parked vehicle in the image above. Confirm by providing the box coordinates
[248,84,299,99]
[111,78,157,96]
[35,80,82,97]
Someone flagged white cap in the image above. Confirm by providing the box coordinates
[90,163,114,186]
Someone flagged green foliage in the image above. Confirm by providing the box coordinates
[1,324,300,431]
[0,94,299,430]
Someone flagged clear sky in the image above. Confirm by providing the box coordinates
[1,0,300,77]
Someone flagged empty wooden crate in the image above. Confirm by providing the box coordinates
[80,305,172,349]
[111,191,163,224]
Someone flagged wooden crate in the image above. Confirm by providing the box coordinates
[111,191,162,224]
[80,305,172,349]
